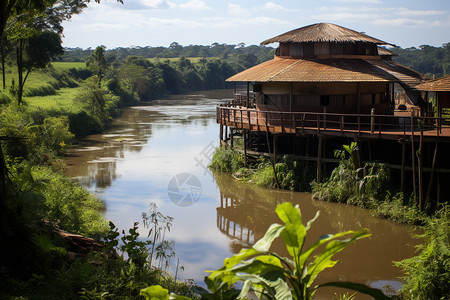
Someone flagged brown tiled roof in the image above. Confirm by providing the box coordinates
[368,60,424,87]
[261,23,396,47]
[226,57,418,83]
[377,47,398,56]
[415,75,450,91]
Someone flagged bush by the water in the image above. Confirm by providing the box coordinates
[209,146,245,173]
[311,143,390,207]
[395,206,450,299]
[210,147,314,192]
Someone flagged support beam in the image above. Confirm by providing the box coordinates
[243,131,247,166]
[401,141,406,194]
[317,135,323,182]
[410,111,417,203]
[417,123,424,210]
[426,141,438,208]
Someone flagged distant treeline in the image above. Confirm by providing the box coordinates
[57,42,450,79]
[57,42,275,66]
[391,43,450,78]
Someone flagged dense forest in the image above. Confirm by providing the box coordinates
[392,43,450,78]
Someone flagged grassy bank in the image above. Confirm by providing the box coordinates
[0,60,194,297]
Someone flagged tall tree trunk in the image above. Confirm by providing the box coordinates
[16,39,23,104]
[1,40,5,90]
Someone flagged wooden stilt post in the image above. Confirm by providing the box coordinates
[219,124,223,146]
[401,141,406,194]
[426,141,438,208]
[317,135,323,182]
[230,129,234,148]
[417,123,424,210]
[323,136,327,176]
[272,134,281,189]
[224,126,228,145]
[411,111,417,203]
[243,131,247,166]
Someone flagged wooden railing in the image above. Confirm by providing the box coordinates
[217,105,447,138]
[230,93,256,107]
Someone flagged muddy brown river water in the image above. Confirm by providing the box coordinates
[65,89,418,298]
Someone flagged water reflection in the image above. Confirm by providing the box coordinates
[64,90,419,297]
[213,173,418,292]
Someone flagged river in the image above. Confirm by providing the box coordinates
[65,89,417,297]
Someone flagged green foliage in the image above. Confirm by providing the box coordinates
[23,84,56,96]
[0,105,74,164]
[395,206,450,300]
[393,43,450,78]
[8,163,108,237]
[86,46,108,88]
[142,203,386,300]
[209,146,245,174]
[74,76,117,125]
[208,202,382,300]
[312,143,390,207]
[372,194,427,226]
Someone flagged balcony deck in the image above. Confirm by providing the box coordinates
[217,105,450,142]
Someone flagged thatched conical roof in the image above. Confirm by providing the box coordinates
[261,23,396,47]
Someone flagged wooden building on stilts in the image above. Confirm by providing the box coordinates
[216,23,450,207]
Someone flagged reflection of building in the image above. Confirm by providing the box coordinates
[217,23,450,207]
[217,193,256,248]
[214,174,282,250]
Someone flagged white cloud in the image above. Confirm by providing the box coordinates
[141,0,172,9]
[204,16,292,29]
[372,18,445,27]
[396,7,447,17]
[331,0,382,3]
[260,2,301,12]
[227,3,250,17]
[313,12,383,22]
[179,0,211,11]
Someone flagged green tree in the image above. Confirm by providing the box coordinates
[87,45,108,88]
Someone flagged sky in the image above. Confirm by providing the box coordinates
[61,0,450,49]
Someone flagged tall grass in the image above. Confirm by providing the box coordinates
[209,146,245,173]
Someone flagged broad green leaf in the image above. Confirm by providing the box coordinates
[238,272,292,300]
[237,280,252,299]
[304,230,370,287]
[169,294,192,300]
[306,211,320,231]
[140,285,169,300]
[219,223,284,269]
[299,230,370,271]
[317,282,391,300]
[276,203,306,263]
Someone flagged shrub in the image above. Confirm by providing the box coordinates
[395,206,450,299]
[68,110,103,137]
[209,146,245,173]
[311,143,390,207]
